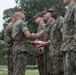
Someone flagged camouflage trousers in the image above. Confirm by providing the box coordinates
[7,52,13,75]
[44,47,53,75]
[52,55,63,75]
[37,54,45,75]
[13,50,27,75]
[63,51,76,75]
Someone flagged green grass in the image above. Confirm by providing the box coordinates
[0,65,39,75]
[26,72,39,75]
[0,72,39,75]
[0,73,7,75]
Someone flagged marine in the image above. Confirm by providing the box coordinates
[4,14,16,75]
[33,9,55,75]
[33,12,46,75]
[50,6,64,75]
[61,0,76,75]
[12,12,35,75]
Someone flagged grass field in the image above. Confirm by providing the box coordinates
[0,65,39,75]
[0,72,39,75]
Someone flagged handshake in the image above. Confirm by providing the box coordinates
[31,33,37,39]
[31,32,42,39]
[30,33,50,47]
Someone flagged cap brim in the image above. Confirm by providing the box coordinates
[48,9,55,12]
[33,16,37,19]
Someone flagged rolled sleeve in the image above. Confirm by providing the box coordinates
[22,27,28,32]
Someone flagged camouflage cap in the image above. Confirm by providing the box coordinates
[33,13,43,19]
[48,6,62,12]
[21,11,26,15]
[14,8,26,14]
[41,9,48,14]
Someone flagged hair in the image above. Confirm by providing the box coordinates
[14,12,25,20]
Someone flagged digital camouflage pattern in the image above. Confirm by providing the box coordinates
[36,22,45,41]
[43,19,55,75]
[35,22,45,75]
[51,16,64,55]
[5,22,14,75]
[12,20,29,52]
[61,3,76,75]
[13,51,27,75]
[50,16,64,75]
[5,22,14,52]
[37,54,45,75]
[44,19,55,42]
[12,20,28,75]
[61,3,76,52]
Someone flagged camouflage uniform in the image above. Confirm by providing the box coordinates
[36,22,45,75]
[61,3,76,75]
[5,22,14,75]
[43,19,55,75]
[51,16,64,75]
[12,20,29,75]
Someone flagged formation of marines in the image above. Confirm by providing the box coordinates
[4,0,76,75]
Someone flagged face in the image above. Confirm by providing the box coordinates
[63,0,70,5]
[35,17,41,24]
[21,13,25,20]
[44,12,52,20]
[51,11,58,18]
[12,14,16,22]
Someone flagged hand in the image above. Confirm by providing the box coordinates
[31,33,36,39]
[39,41,48,46]
[33,41,42,47]
[47,40,50,45]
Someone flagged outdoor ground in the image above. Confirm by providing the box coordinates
[0,65,39,75]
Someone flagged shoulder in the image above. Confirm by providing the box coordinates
[20,20,26,25]
[50,19,55,25]
[19,20,27,27]
[51,18,55,22]
[6,22,13,30]
[14,20,27,28]
[58,16,64,21]
[41,23,46,27]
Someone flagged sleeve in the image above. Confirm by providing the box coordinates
[4,25,13,52]
[40,26,45,35]
[73,6,76,51]
[21,22,28,32]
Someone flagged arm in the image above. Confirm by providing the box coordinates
[40,40,50,46]
[32,32,43,38]
[22,22,35,39]
[24,30,33,39]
